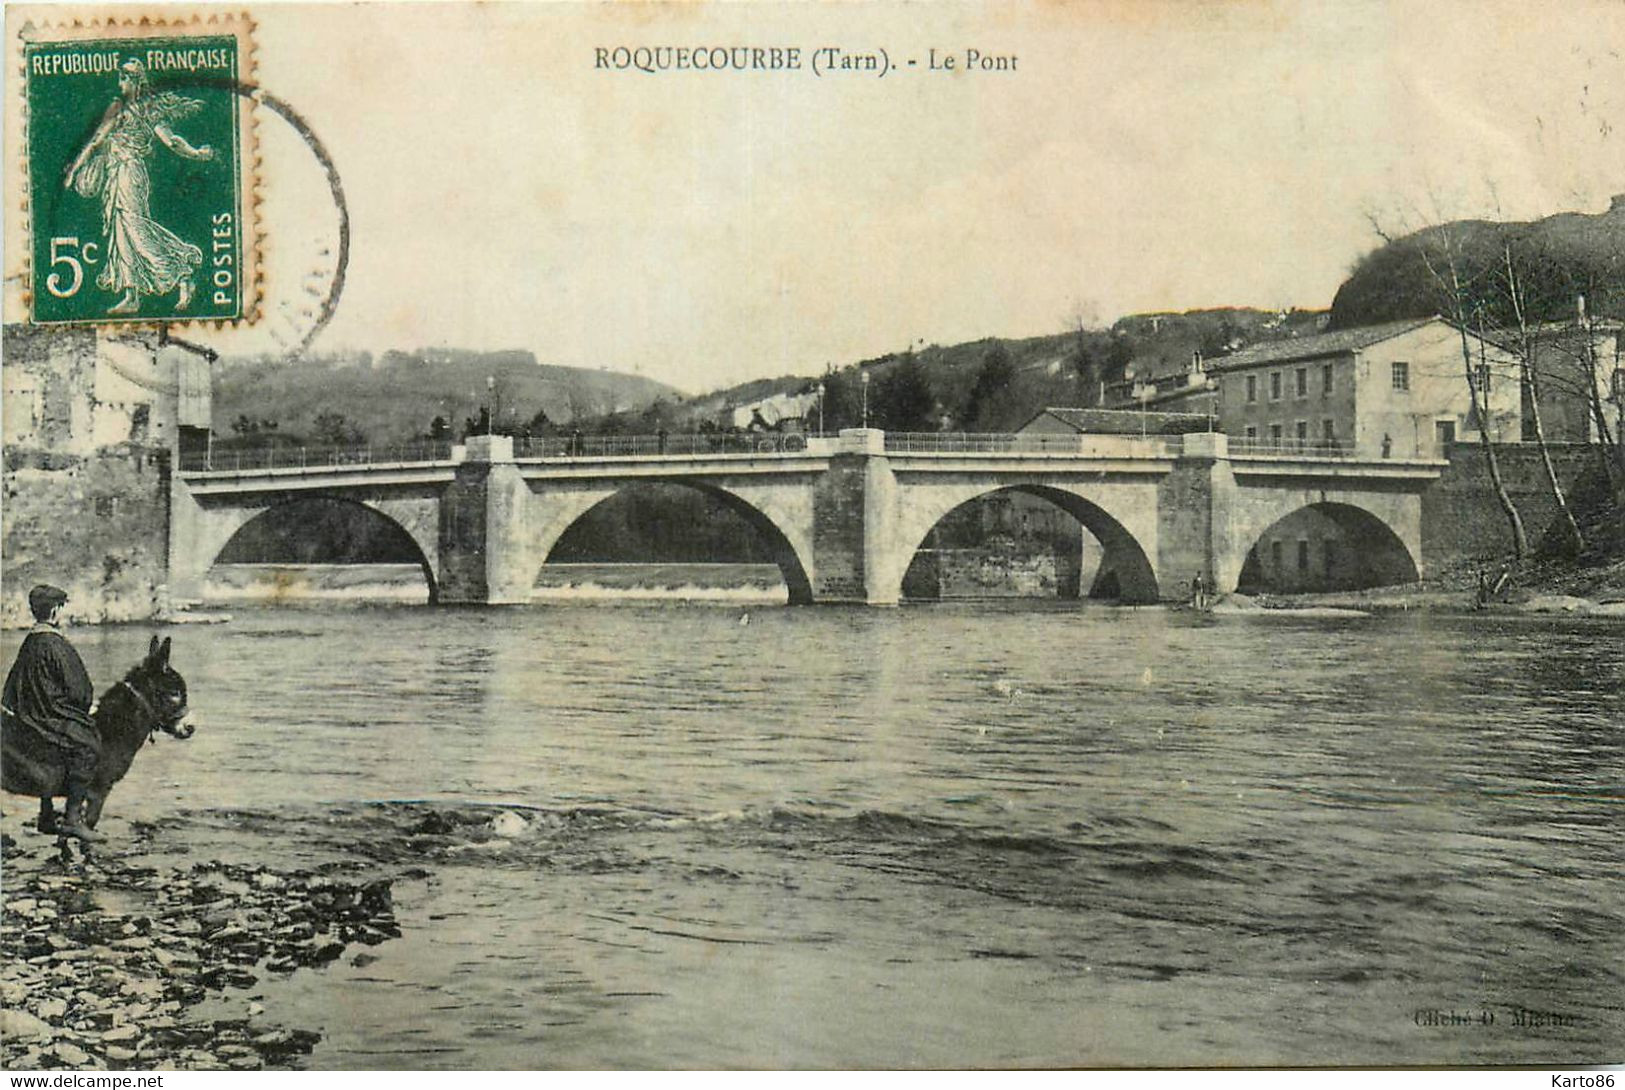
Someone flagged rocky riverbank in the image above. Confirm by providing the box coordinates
[0,834,401,1071]
[1242,554,1625,617]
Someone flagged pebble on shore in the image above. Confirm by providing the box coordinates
[1,834,400,1072]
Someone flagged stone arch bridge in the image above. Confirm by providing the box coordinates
[170,431,1445,605]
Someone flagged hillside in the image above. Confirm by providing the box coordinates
[668,308,1326,436]
[213,348,681,445]
[209,310,1339,569]
[1330,195,1625,330]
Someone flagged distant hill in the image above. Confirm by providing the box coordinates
[1330,195,1625,330]
[212,307,1337,448]
[669,308,1327,435]
[212,348,681,444]
[209,311,1347,569]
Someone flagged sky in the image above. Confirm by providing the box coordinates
[8,0,1625,392]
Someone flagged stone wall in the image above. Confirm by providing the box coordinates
[435,462,495,604]
[1421,442,1609,569]
[1,446,171,626]
[905,550,1061,598]
[2,325,98,453]
[810,453,870,601]
[3,323,212,626]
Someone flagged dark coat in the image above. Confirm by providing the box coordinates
[3,627,98,756]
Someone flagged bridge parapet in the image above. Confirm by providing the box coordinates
[178,428,1422,478]
[512,432,824,459]
[883,431,1186,458]
[178,439,455,475]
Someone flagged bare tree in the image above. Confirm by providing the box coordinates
[1404,216,1529,559]
[1575,295,1625,498]
[1063,297,1105,406]
[1501,241,1584,552]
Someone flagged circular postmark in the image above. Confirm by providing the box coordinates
[91,75,350,368]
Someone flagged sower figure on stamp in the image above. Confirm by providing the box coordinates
[2,586,102,842]
[63,58,213,315]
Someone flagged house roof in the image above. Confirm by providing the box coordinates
[1204,317,1439,372]
[1020,406,1214,435]
[1134,383,1217,411]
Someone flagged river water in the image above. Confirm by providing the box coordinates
[4,602,1622,1068]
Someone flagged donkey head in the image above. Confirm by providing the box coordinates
[134,636,193,739]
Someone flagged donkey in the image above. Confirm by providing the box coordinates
[2,636,193,844]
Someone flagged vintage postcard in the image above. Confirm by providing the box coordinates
[2,0,1622,1075]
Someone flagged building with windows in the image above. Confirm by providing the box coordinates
[1,325,211,455]
[1208,316,1522,459]
[1522,320,1623,443]
[1,324,211,625]
[1102,352,1217,418]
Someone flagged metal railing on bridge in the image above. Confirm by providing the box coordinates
[511,432,819,458]
[178,430,1231,473]
[1227,436,1353,458]
[178,441,455,473]
[882,432,1186,456]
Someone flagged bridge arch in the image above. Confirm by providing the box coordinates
[207,495,441,602]
[1233,500,1419,594]
[887,483,1160,604]
[532,479,816,605]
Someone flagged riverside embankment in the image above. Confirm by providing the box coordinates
[1,828,402,1071]
[1250,553,1625,617]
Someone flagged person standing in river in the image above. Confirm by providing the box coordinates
[2,585,102,841]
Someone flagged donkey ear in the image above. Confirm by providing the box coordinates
[157,637,172,667]
[148,635,161,660]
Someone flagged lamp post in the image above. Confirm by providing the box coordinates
[861,370,871,430]
[817,381,826,434]
[486,376,495,435]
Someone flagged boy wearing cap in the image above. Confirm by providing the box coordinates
[2,585,102,841]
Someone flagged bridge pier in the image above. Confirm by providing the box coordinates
[436,436,532,605]
[810,430,900,605]
[167,473,210,605]
[1156,432,1238,596]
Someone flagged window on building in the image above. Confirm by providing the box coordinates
[1297,540,1310,573]
[1392,361,1410,391]
[1244,425,1258,440]
[1269,423,1283,446]
[2,373,40,443]
[1295,368,1307,398]
[1295,420,1309,442]
[1473,363,1492,396]
[1270,371,1282,400]
[1271,540,1283,572]
[1246,375,1257,403]
[1323,419,1335,442]
[1323,363,1334,396]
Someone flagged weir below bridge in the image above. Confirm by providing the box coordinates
[170,430,1445,606]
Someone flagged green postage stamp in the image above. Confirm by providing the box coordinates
[18,15,257,325]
